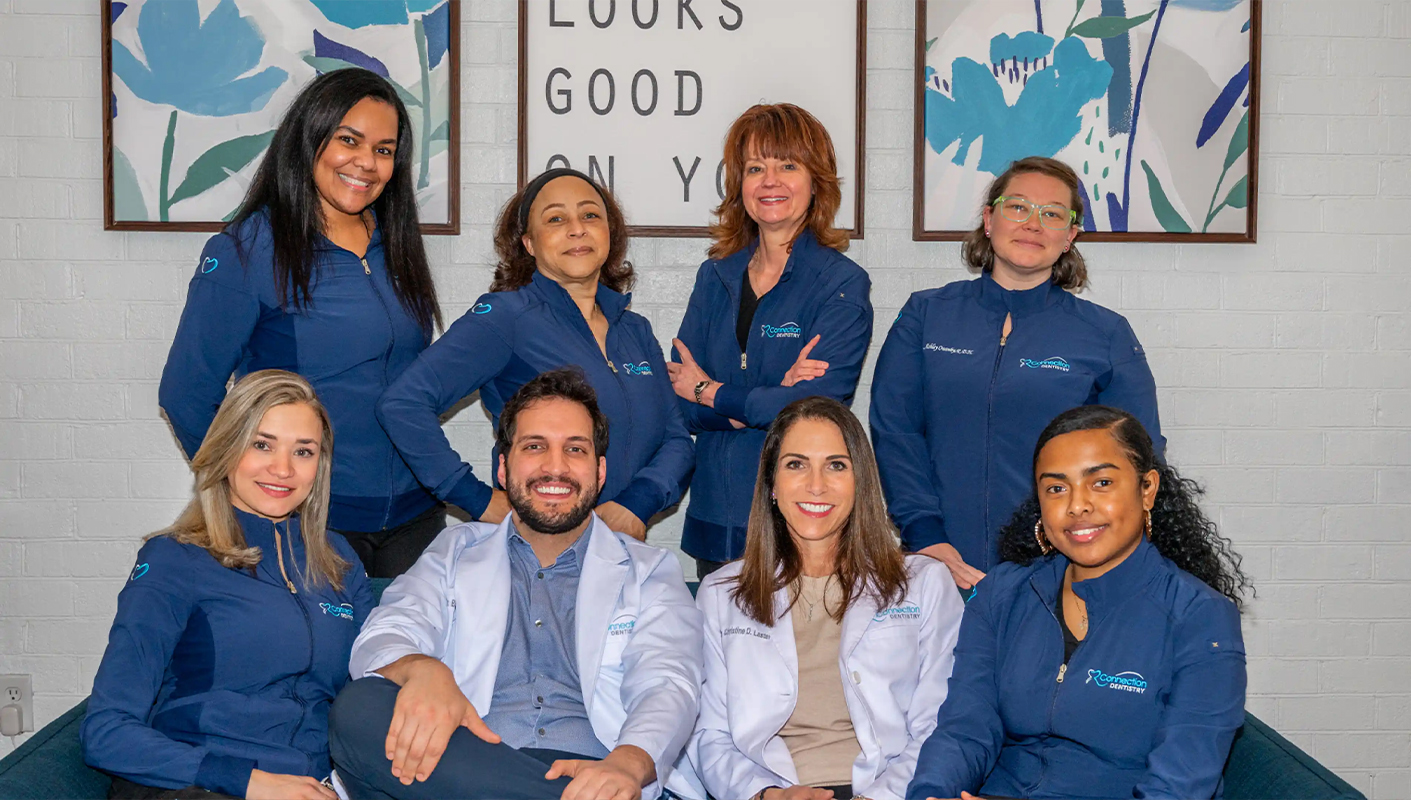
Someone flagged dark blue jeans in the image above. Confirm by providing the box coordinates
[329,677,590,800]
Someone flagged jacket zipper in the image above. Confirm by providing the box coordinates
[363,255,399,530]
[1031,583,1088,797]
[980,317,1010,571]
[275,521,315,747]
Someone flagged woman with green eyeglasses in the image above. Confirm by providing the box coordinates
[870,156,1164,592]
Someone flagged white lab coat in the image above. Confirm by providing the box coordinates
[349,515,706,799]
[689,556,964,800]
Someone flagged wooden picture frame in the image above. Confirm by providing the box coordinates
[103,0,461,234]
[913,0,1260,242]
[518,0,867,238]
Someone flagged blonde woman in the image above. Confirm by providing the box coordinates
[83,370,372,800]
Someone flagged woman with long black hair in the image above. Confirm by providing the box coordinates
[159,68,443,577]
[907,405,1250,800]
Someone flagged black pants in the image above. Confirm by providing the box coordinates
[330,677,597,800]
[339,504,447,578]
[695,558,728,580]
[108,777,239,800]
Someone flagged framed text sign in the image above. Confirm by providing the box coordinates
[519,0,866,237]
[103,0,461,233]
[914,0,1260,242]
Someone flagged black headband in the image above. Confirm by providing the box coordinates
[517,168,605,232]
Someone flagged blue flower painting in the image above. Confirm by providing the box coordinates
[918,0,1256,240]
[106,0,457,229]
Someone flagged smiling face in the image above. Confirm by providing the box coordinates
[772,417,856,552]
[741,146,814,238]
[497,397,606,536]
[522,176,611,288]
[312,97,399,226]
[1035,427,1160,581]
[982,171,1080,288]
[227,402,323,522]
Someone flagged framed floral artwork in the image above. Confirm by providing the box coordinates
[102,0,460,233]
[914,0,1260,242]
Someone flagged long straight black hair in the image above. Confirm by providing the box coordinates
[231,68,441,334]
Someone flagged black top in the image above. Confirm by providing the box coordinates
[1054,588,1082,664]
[736,270,761,353]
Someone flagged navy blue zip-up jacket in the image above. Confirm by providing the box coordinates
[82,509,372,797]
[906,538,1246,800]
[376,270,693,523]
[870,274,1163,567]
[672,231,872,561]
[158,212,438,533]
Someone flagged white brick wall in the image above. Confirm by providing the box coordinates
[1,0,1408,795]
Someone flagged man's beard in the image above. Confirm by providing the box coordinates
[507,474,600,535]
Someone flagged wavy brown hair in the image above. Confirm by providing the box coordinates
[961,156,1089,291]
[490,172,634,293]
[728,397,908,626]
[153,370,349,590]
[708,103,848,260]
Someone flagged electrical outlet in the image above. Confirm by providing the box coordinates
[0,675,32,734]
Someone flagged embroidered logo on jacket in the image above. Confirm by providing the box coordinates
[608,614,637,636]
[200,257,219,274]
[1086,669,1148,694]
[472,303,492,314]
[872,602,922,622]
[130,563,149,581]
[1019,356,1072,372]
[924,343,975,355]
[621,361,653,376]
[759,321,802,339]
[320,602,355,621]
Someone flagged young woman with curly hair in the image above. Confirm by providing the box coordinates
[907,405,1249,800]
[377,169,693,541]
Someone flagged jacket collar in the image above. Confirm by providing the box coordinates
[711,228,824,293]
[231,506,302,551]
[975,270,1065,317]
[309,209,385,253]
[527,269,631,324]
[1029,536,1164,625]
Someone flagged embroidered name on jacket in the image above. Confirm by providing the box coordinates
[723,626,771,640]
[924,343,975,355]
[1086,668,1148,694]
[1019,356,1072,372]
[760,321,802,339]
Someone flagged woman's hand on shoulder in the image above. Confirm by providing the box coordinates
[917,543,986,590]
[245,769,337,800]
[479,489,511,524]
[595,501,647,541]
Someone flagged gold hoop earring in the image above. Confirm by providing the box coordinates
[1034,519,1054,555]
[1144,510,1152,539]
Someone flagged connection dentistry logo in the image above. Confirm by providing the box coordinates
[1086,668,1148,694]
[760,321,802,339]
[873,602,922,622]
[320,602,354,621]
[622,361,653,376]
[1020,356,1072,372]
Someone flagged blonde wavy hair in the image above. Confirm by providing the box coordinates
[153,370,348,590]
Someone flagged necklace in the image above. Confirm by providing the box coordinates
[795,575,834,622]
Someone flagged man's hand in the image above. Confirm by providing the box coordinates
[667,339,713,403]
[546,744,655,800]
[761,786,836,800]
[596,501,647,541]
[245,770,338,800]
[781,335,828,387]
[917,542,986,590]
[480,488,512,523]
[376,655,500,786]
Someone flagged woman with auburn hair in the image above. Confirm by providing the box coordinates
[907,405,1248,800]
[159,68,445,579]
[690,397,964,800]
[377,168,692,541]
[84,370,372,800]
[669,103,873,577]
[870,156,1164,591]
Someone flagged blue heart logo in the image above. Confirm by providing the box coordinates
[472,303,492,315]
[200,257,219,274]
[130,563,149,580]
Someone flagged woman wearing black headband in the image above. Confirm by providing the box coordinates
[377,169,694,539]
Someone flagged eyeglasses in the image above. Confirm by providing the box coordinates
[993,196,1077,230]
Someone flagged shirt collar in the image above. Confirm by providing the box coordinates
[507,516,594,573]
[528,269,631,323]
[976,269,1065,317]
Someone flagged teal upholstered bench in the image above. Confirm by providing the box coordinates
[0,580,1367,800]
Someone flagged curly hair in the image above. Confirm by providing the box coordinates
[997,406,1252,609]
[490,171,634,294]
[708,103,848,260]
[961,156,1088,291]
